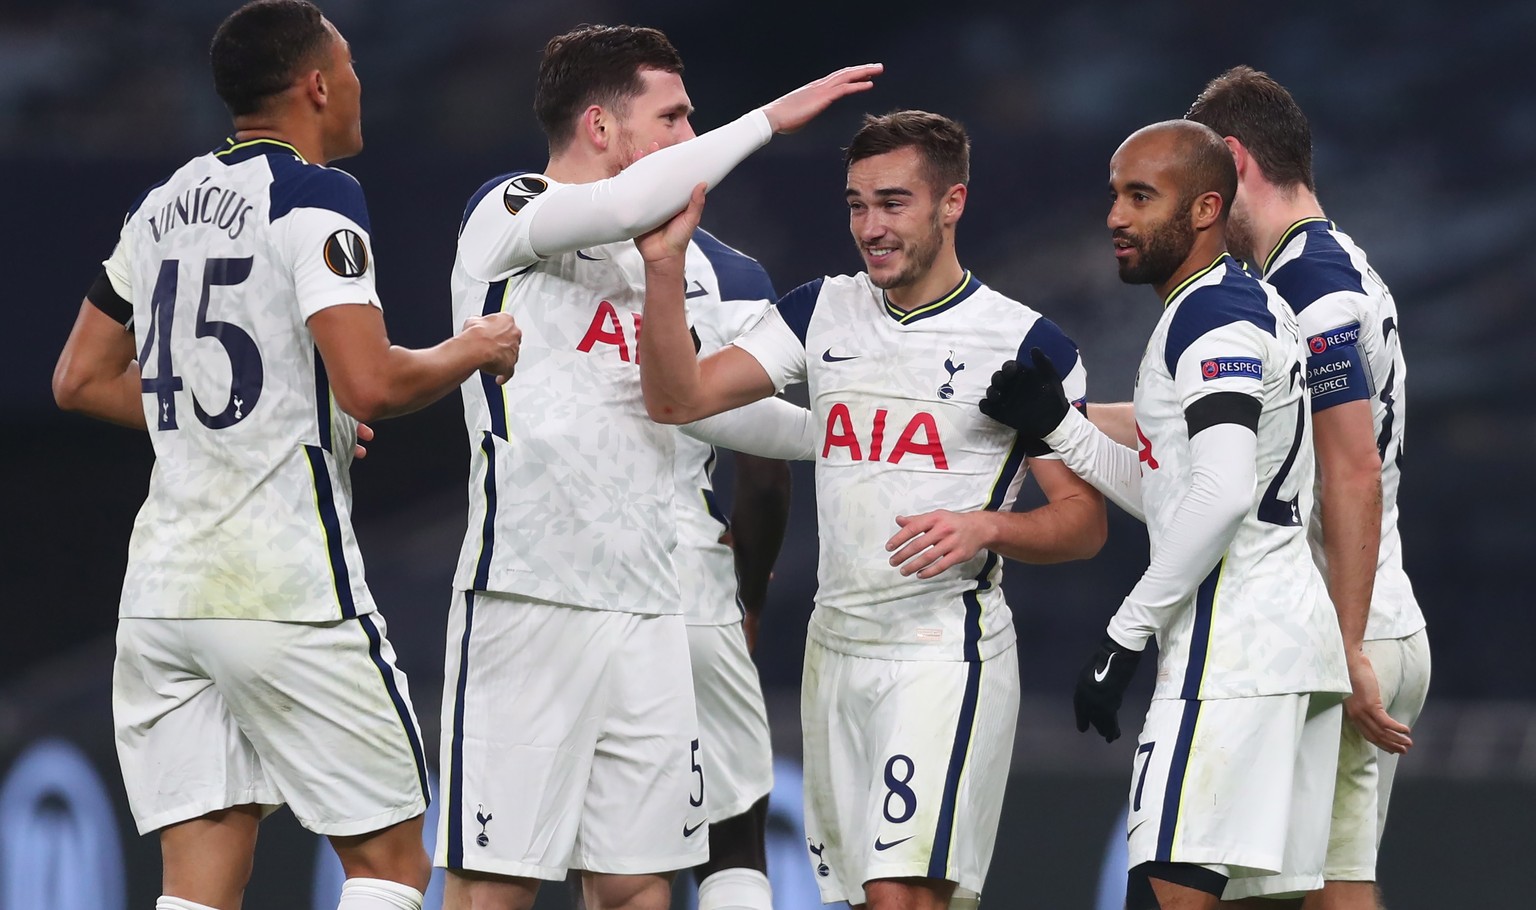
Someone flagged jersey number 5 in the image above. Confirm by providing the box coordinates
[140,257,265,430]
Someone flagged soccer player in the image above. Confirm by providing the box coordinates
[1182,67,1431,910]
[980,120,1351,910]
[675,276,799,910]
[634,110,1107,910]
[437,24,876,910]
[50,3,521,910]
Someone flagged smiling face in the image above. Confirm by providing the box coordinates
[610,68,695,171]
[1106,132,1200,288]
[846,146,952,291]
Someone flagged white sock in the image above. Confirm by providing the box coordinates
[156,899,219,910]
[949,887,980,909]
[336,877,425,910]
[697,868,773,910]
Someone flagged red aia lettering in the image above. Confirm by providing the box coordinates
[576,300,643,363]
[1136,422,1159,470]
[821,404,948,469]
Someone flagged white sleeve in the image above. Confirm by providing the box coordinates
[681,395,816,461]
[729,306,808,391]
[1043,406,1145,521]
[1107,421,1257,651]
[459,110,773,282]
[102,221,135,302]
[273,168,381,320]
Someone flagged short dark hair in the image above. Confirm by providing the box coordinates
[210,0,333,117]
[534,24,685,152]
[844,110,970,193]
[1186,65,1315,193]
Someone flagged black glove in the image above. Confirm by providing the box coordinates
[1074,635,1143,742]
[978,347,1071,440]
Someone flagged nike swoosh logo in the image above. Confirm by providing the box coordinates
[684,280,709,299]
[873,835,913,851]
[683,820,706,838]
[1094,652,1115,683]
[822,349,859,363]
[575,249,605,261]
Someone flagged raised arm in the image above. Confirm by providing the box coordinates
[635,185,779,422]
[462,64,882,281]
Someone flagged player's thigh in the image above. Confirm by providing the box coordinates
[113,618,279,835]
[189,614,429,837]
[438,592,616,880]
[1128,694,1309,879]
[1371,629,1430,836]
[578,611,708,876]
[687,621,773,823]
[1222,694,1342,900]
[806,642,1019,905]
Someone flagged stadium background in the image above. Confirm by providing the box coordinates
[2,0,1533,906]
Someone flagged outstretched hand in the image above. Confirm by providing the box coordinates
[761,64,883,134]
[636,182,707,264]
[979,347,1071,440]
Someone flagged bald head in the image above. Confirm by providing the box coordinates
[1118,120,1237,218]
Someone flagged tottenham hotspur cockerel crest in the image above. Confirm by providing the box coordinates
[939,350,965,399]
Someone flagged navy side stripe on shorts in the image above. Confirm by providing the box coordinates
[446,590,477,869]
[358,613,430,806]
[1156,699,1203,862]
[928,658,984,879]
[303,445,356,619]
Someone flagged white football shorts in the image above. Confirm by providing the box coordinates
[688,621,773,822]
[1125,692,1341,897]
[435,591,707,879]
[1323,627,1431,882]
[800,637,1019,906]
[113,614,429,836]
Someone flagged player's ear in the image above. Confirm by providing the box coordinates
[302,67,327,112]
[941,183,967,224]
[1192,190,1224,232]
[580,105,609,152]
[1223,136,1249,180]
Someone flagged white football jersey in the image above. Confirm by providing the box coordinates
[1134,254,1348,700]
[451,171,768,614]
[1263,219,1425,642]
[672,235,778,627]
[103,137,377,621]
[733,272,1087,661]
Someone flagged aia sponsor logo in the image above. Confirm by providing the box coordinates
[822,403,949,470]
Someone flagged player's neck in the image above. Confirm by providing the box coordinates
[544,148,617,185]
[883,252,966,312]
[231,119,326,165]
[1249,180,1324,273]
[1154,238,1229,304]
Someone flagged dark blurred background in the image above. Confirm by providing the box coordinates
[2,1,1533,907]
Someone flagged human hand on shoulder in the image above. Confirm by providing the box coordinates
[979,348,1071,440]
[462,312,522,385]
[760,63,883,134]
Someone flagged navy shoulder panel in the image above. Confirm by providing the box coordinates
[268,159,371,232]
[776,278,825,345]
[695,228,777,302]
[125,175,171,220]
[461,170,534,230]
[1265,231,1365,313]
[1164,275,1276,377]
[1017,315,1080,379]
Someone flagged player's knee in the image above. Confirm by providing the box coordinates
[863,877,954,910]
[1126,861,1228,909]
[583,871,673,910]
[330,817,431,893]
